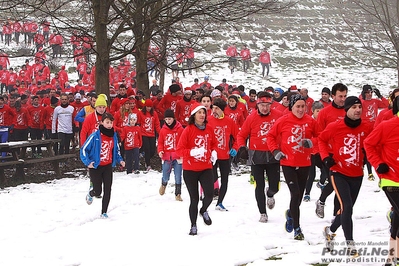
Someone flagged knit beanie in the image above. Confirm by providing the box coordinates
[169,84,181,93]
[344,96,362,112]
[164,109,175,119]
[95,94,108,107]
[289,94,306,111]
[51,96,59,105]
[212,98,226,111]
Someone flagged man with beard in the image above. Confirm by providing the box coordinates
[52,93,75,155]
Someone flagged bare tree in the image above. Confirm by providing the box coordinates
[0,0,296,97]
[326,0,399,85]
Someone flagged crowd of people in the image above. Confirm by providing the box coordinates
[1,17,398,264]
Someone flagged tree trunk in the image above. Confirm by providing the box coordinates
[135,42,150,98]
[92,0,111,101]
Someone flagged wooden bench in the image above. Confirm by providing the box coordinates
[0,140,77,188]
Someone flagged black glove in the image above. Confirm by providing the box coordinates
[238,146,249,160]
[374,88,382,98]
[300,139,313,148]
[323,156,336,169]
[273,150,286,160]
[377,163,389,174]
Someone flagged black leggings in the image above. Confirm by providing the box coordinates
[142,136,156,167]
[305,154,323,195]
[212,159,230,205]
[330,172,362,241]
[319,173,341,216]
[89,164,113,214]
[282,166,310,229]
[251,163,280,214]
[383,188,399,239]
[183,169,213,227]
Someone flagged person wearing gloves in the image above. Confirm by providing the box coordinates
[176,102,217,236]
[80,113,125,218]
[207,98,239,211]
[364,96,399,266]
[157,109,184,201]
[359,84,389,181]
[236,91,282,223]
[267,94,318,240]
[318,96,372,256]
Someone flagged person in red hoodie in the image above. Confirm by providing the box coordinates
[27,96,44,157]
[11,100,30,141]
[224,94,245,129]
[315,83,348,219]
[175,88,195,128]
[364,95,399,265]
[240,45,251,73]
[318,96,372,256]
[359,84,389,181]
[208,98,239,211]
[157,84,182,115]
[237,91,283,223]
[259,47,271,78]
[176,102,218,236]
[267,94,318,241]
[120,113,142,175]
[157,109,184,201]
[226,44,238,74]
[139,99,161,171]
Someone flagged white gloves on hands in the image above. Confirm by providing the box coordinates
[211,150,217,165]
[190,146,206,159]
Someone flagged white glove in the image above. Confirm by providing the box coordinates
[211,150,217,165]
[190,146,205,158]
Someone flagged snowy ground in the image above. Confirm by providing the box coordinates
[0,165,392,266]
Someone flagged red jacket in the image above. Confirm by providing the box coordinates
[176,123,217,171]
[267,113,318,167]
[0,104,16,126]
[259,51,271,64]
[157,121,184,161]
[374,108,393,127]
[157,94,182,114]
[319,119,372,177]
[226,46,238,57]
[120,125,142,150]
[360,98,389,124]
[175,98,195,127]
[42,105,55,130]
[316,103,346,132]
[14,107,30,130]
[208,115,239,160]
[80,112,102,145]
[364,116,399,185]
[237,109,282,151]
[139,110,160,137]
[26,104,44,129]
[224,105,245,128]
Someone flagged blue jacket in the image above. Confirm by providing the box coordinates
[80,129,123,168]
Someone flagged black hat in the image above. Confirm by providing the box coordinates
[289,94,306,111]
[212,98,227,111]
[321,87,331,95]
[51,96,59,105]
[164,109,175,119]
[362,85,373,93]
[344,96,361,112]
[169,84,181,94]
